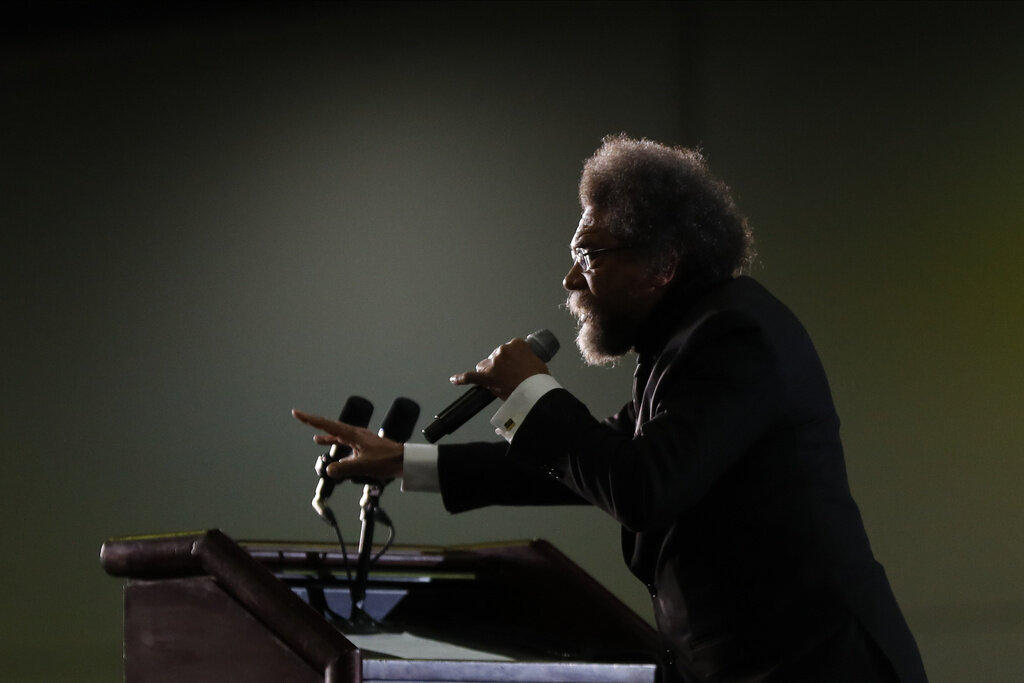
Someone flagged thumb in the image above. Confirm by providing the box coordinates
[450,370,484,387]
[325,459,356,480]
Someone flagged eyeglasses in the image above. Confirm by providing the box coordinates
[570,246,633,272]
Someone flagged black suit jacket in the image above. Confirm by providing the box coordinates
[438,277,927,683]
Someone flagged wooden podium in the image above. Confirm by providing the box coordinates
[101,530,663,682]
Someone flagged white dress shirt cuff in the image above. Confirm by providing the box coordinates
[490,373,563,442]
[400,443,440,493]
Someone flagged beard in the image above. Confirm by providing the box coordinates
[566,291,640,366]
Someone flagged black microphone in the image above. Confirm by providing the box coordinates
[422,329,559,443]
[312,396,374,519]
[377,397,421,442]
[353,396,421,485]
[351,397,421,624]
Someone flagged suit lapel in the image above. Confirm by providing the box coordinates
[633,355,654,433]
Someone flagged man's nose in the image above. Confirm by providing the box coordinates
[563,261,586,291]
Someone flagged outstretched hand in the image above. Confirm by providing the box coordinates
[292,409,404,480]
[449,337,550,401]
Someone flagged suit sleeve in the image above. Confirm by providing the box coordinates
[437,441,588,513]
[505,310,784,532]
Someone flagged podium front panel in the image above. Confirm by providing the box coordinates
[104,532,662,683]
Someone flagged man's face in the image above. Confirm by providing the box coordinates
[564,206,668,366]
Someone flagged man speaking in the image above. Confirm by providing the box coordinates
[293,134,927,683]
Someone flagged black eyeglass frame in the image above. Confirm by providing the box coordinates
[570,245,634,271]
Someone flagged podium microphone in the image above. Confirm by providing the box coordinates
[422,329,559,443]
[351,397,420,627]
[379,397,421,441]
[311,395,374,521]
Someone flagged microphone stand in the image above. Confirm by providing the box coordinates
[309,396,418,632]
[347,479,386,633]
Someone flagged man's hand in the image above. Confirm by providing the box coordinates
[292,409,404,480]
[450,337,549,400]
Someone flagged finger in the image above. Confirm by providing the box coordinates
[292,409,323,425]
[312,434,344,446]
[292,409,362,439]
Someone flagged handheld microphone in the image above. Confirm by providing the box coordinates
[312,395,374,519]
[422,329,559,443]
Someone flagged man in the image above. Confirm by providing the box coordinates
[293,135,928,682]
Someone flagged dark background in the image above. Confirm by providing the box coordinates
[2,2,1022,681]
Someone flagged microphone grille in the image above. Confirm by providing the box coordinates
[338,395,374,428]
[378,397,421,442]
[526,329,560,362]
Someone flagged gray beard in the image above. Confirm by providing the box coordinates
[575,320,628,366]
[566,293,634,367]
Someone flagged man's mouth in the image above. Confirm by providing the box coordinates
[567,293,597,324]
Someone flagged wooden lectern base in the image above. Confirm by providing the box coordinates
[101,530,662,682]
